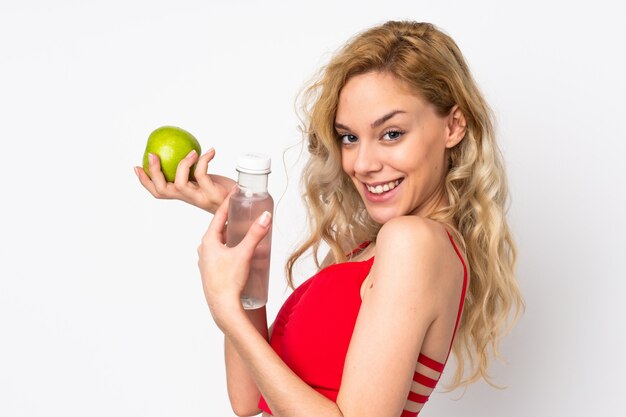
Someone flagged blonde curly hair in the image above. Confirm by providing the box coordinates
[286,20,524,389]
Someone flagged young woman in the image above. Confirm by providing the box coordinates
[136,20,523,417]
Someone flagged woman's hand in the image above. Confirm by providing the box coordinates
[197,191,272,330]
[134,148,235,214]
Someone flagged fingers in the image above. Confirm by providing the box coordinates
[194,148,216,189]
[193,148,215,180]
[173,150,202,201]
[203,186,236,244]
[238,211,272,256]
[134,166,160,197]
[174,149,197,184]
[147,153,169,194]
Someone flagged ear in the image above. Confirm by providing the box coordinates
[445,105,467,149]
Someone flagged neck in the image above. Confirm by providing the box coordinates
[412,179,449,219]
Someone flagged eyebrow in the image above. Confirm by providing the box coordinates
[334,110,407,131]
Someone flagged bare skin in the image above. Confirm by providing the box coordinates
[134,148,234,213]
[135,70,470,417]
[195,72,468,416]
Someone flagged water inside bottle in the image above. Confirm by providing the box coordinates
[226,191,274,309]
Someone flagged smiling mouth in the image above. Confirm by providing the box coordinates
[364,178,404,195]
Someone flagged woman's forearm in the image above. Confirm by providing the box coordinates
[224,307,269,416]
[223,304,343,417]
[199,203,341,416]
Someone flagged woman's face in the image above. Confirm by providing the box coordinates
[336,71,465,224]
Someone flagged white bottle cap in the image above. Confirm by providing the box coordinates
[236,153,271,174]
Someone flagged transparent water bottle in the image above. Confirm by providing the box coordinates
[226,153,274,310]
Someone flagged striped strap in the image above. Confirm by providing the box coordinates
[407,391,430,404]
[412,371,438,388]
[417,353,445,373]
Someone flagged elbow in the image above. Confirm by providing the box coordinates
[231,404,262,417]
[225,384,262,416]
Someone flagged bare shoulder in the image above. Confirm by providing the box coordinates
[377,215,444,249]
[372,216,464,304]
[376,215,453,270]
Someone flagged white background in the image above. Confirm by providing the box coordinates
[1,0,624,416]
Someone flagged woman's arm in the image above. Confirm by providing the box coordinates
[198,195,345,417]
[220,303,344,417]
[199,197,462,417]
[336,217,462,416]
[135,148,234,213]
[224,308,270,417]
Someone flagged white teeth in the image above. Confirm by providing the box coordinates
[366,179,402,194]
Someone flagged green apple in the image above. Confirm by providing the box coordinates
[142,126,201,182]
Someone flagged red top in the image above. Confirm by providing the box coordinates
[259,232,468,416]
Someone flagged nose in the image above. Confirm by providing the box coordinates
[353,141,383,175]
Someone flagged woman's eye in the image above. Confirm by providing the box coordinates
[382,130,404,141]
[340,134,358,144]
